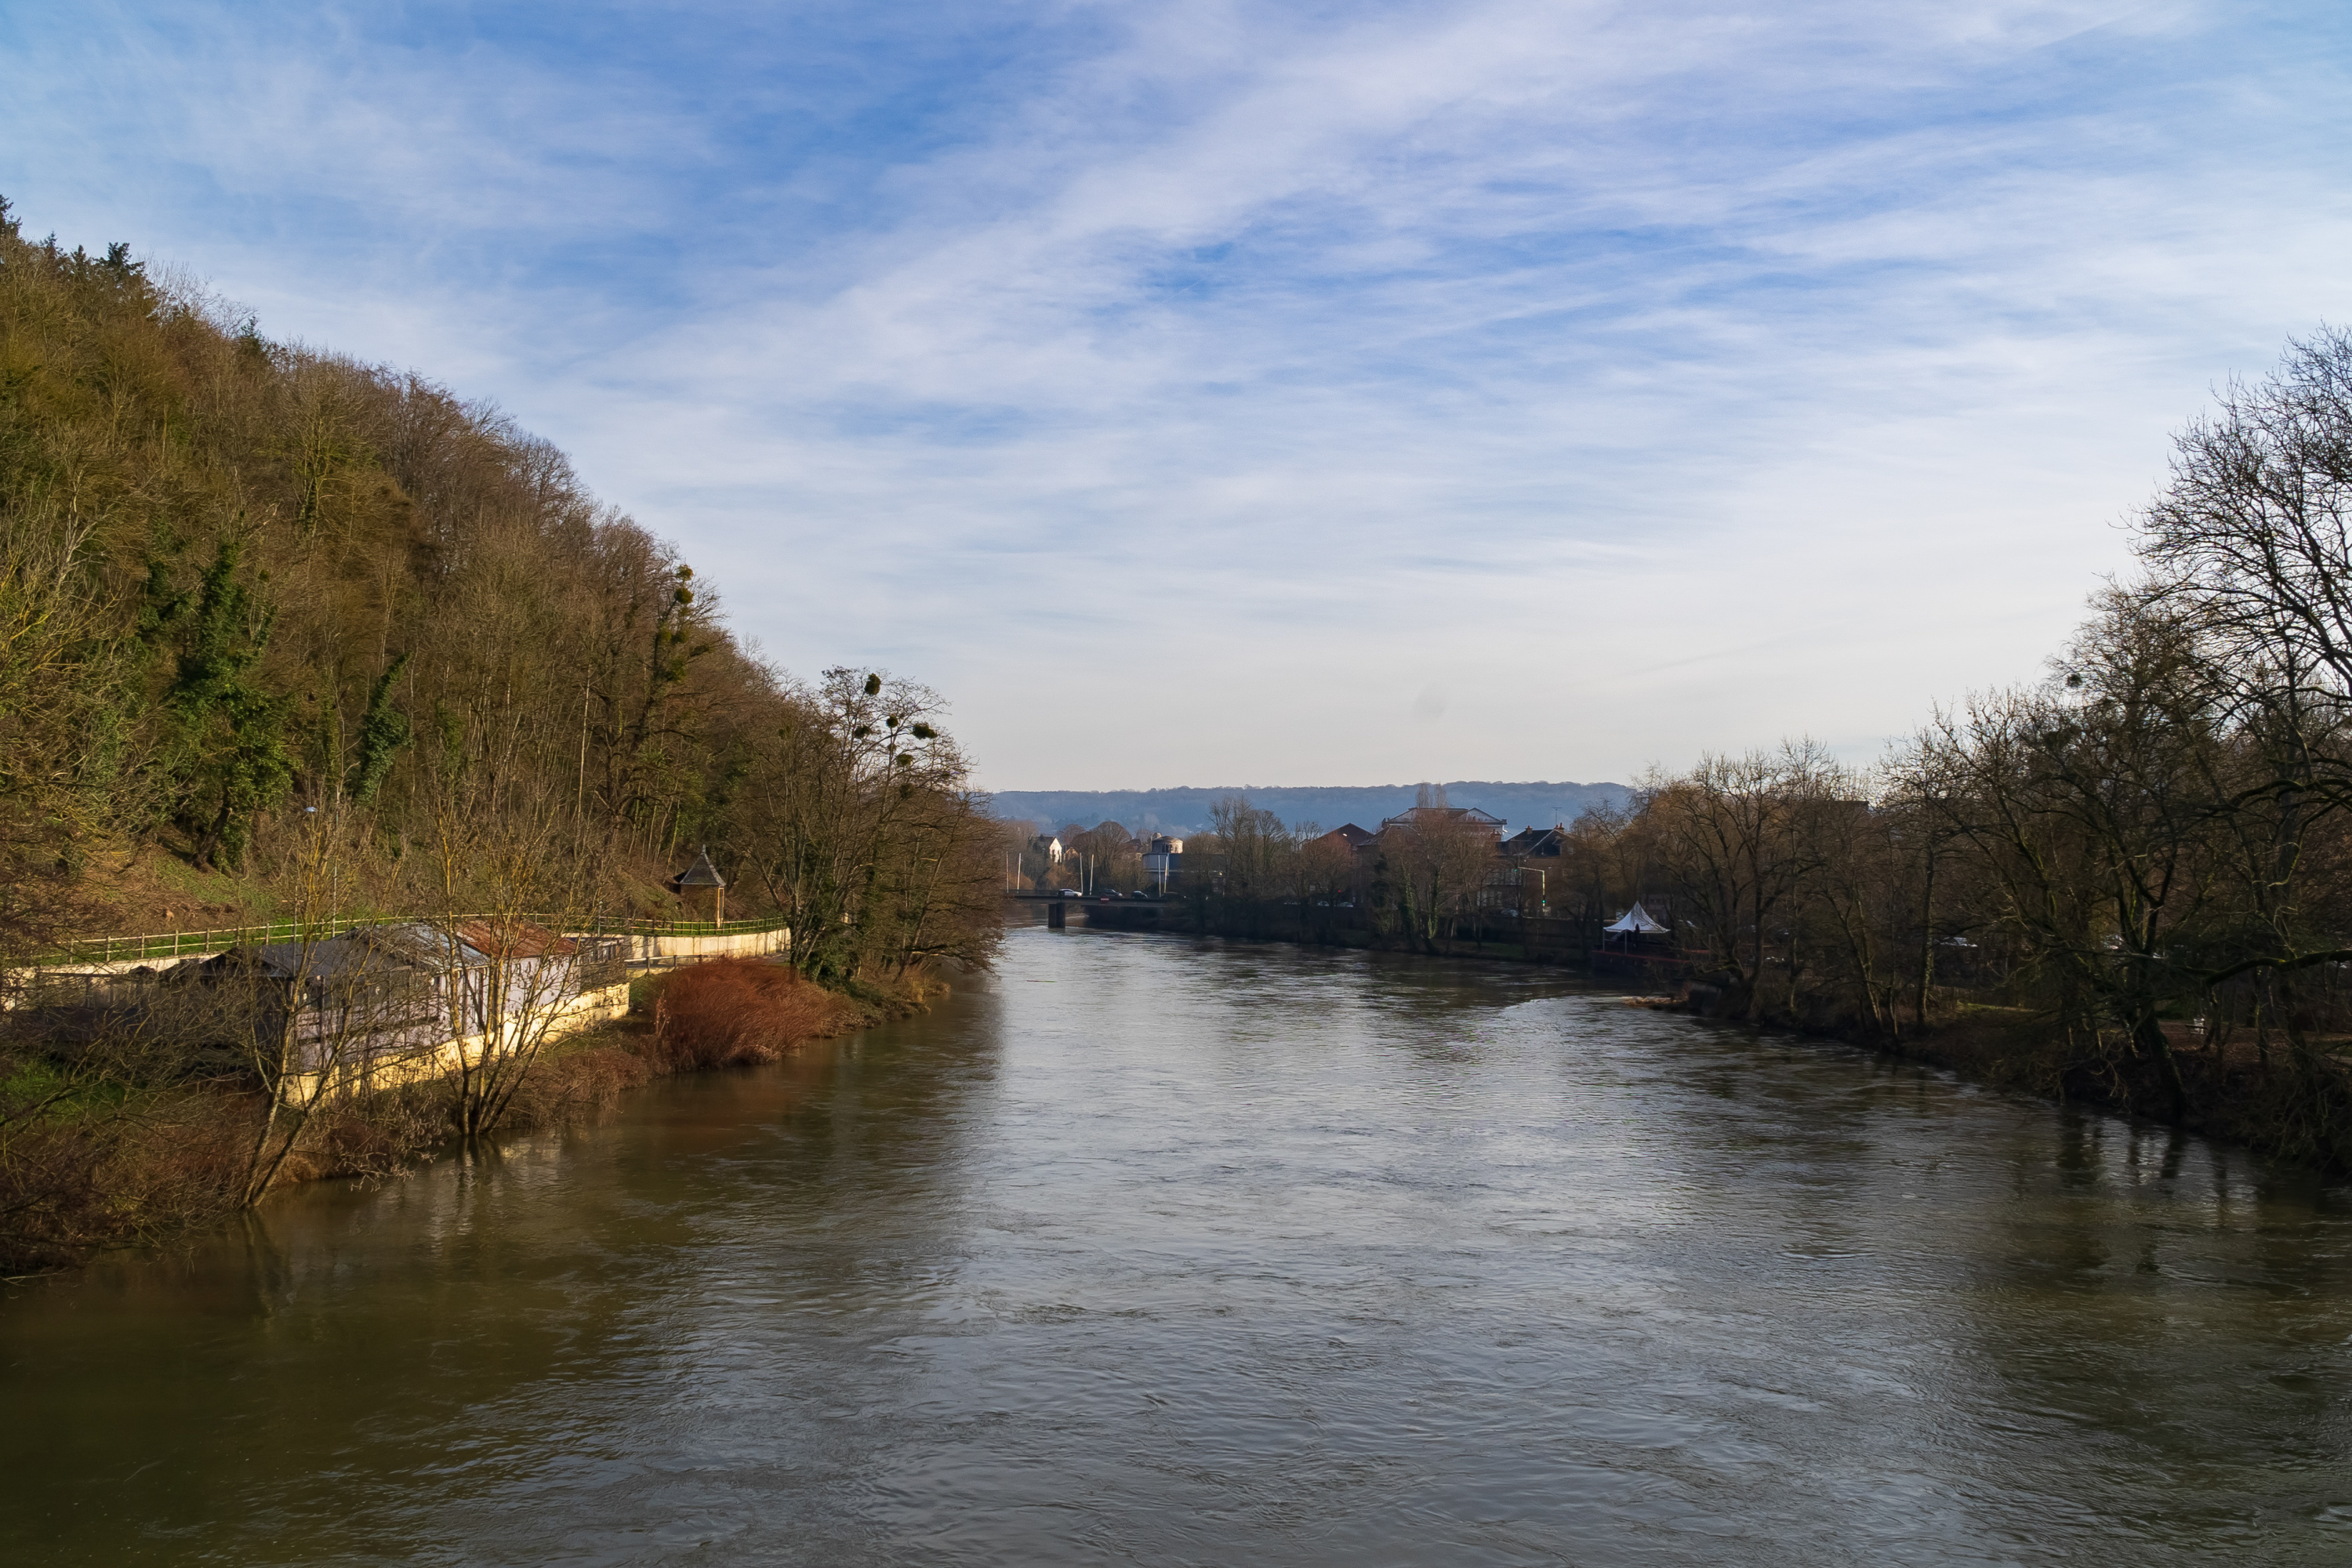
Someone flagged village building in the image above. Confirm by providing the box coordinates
[1142,834,1185,891]
[1499,825,1565,858]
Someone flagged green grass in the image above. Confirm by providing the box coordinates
[0,1060,140,1119]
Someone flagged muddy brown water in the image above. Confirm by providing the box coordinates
[5,926,2351,1565]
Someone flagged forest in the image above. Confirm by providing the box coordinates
[0,205,1004,1265]
[1143,330,2352,1169]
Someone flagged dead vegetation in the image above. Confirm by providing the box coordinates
[645,958,855,1073]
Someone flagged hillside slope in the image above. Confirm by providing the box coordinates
[0,204,1000,978]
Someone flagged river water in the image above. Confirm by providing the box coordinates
[5,927,2352,1565]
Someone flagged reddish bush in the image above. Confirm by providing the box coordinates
[648,959,849,1071]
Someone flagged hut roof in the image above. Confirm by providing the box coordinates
[673,846,727,890]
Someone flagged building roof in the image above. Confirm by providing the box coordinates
[673,846,727,889]
[1377,804,1506,835]
[192,922,495,982]
[1501,826,1565,857]
[457,919,578,959]
[1315,823,1377,850]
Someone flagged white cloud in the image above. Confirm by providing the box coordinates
[5,0,2347,788]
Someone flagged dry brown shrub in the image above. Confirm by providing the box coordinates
[648,958,849,1071]
[306,1081,453,1180]
[1,1091,249,1272]
[500,1044,655,1131]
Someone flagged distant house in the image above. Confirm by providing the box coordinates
[1141,834,1187,891]
[1313,823,1377,853]
[1377,803,1506,837]
[1500,825,1566,858]
[1018,834,1068,893]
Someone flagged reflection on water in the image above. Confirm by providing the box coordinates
[6,927,2352,1566]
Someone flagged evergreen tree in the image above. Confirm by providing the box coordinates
[152,539,294,869]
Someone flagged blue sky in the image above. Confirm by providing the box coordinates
[8,2,2350,790]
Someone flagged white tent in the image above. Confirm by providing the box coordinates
[1602,902,1669,935]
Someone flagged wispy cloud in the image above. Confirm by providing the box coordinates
[5,1,2349,786]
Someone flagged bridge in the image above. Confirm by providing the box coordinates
[1005,891,1182,930]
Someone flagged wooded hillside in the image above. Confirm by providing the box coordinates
[0,199,1001,981]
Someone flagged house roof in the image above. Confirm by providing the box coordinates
[193,922,494,982]
[457,919,577,959]
[1377,804,1506,834]
[1316,823,1377,849]
[1501,826,1565,856]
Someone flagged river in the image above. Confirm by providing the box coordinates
[5,926,2351,1565]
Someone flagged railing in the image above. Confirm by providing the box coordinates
[38,910,793,968]
[49,920,367,967]
[593,913,791,939]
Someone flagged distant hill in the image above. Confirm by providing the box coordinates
[988,781,1632,837]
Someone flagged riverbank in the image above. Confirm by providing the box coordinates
[0,960,945,1275]
[1085,905,2352,1176]
[1823,1007,2352,1174]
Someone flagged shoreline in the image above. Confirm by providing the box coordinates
[1079,913,2352,1178]
[1,961,944,1278]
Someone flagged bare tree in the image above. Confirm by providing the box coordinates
[0,509,132,979]
[2139,326,2352,786]
[225,809,412,1204]
[1904,601,2234,1116]
[1379,800,1501,950]
[1639,742,1838,1019]
[727,670,1001,982]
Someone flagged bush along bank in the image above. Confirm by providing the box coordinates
[1668,974,2352,1177]
[0,959,938,1276]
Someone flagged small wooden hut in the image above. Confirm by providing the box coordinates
[669,846,728,927]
